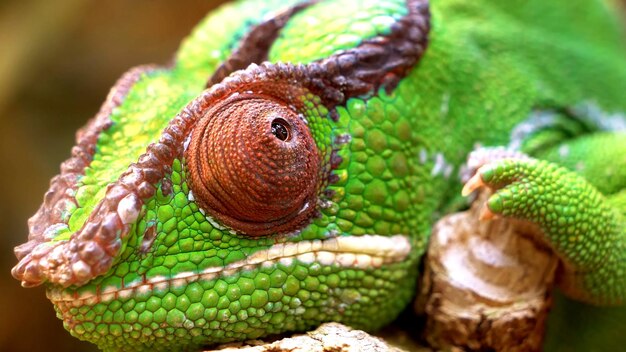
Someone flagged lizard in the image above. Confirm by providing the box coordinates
[10,0,626,351]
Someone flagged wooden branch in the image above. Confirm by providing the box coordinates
[207,323,409,352]
[416,193,559,351]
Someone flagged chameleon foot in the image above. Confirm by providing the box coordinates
[462,150,626,305]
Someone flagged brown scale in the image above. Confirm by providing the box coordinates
[186,93,320,236]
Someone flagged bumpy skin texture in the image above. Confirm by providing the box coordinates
[465,156,625,305]
[10,0,626,351]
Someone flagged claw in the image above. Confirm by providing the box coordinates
[479,206,496,221]
[462,172,485,197]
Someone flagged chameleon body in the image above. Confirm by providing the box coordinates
[11,0,626,351]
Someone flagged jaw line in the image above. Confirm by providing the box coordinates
[48,234,412,305]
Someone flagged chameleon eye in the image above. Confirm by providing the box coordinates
[271,118,291,142]
[186,94,320,236]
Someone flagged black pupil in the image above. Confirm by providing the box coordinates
[271,119,290,141]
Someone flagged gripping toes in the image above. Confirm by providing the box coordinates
[462,158,599,227]
[462,149,625,305]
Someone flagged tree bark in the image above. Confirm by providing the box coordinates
[208,323,412,352]
[415,194,558,351]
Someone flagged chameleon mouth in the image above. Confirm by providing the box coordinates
[47,234,411,306]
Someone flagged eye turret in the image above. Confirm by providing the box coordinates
[186,94,320,236]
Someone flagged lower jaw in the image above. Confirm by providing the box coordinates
[48,234,420,350]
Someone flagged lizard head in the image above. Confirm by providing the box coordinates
[12,0,430,348]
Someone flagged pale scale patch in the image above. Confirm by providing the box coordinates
[336,253,356,267]
[205,214,226,230]
[297,252,315,264]
[242,264,256,272]
[136,284,153,295]
[316,251,336,266]
[102,286,118,295]
[50,235,412,304]
[222,269,238,278]
[118,288,134,299]
[152,276,169,291]
[84,296,99,306]
[203,266,223,274]
[310,239,323,251]
[183,135,192,152]
[322,237,339,251]
[124,278,143,289]
[279,257,293,267]
[117,193,141,224]
[100,292,116,302]
[171,278,187,288]
[268,245,283,261]
[246,249,269,266]
[183,320,195,330]
[71,260,92,280]
[355,254,372,269]
[283,242,299,257]
[297,241,312,253]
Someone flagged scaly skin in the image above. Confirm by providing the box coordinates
[11,0,626,351]
[464,155,625,304]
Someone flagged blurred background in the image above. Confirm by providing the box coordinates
[0,1,625,351]
[0,1,225,350]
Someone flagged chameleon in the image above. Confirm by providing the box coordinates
[11,0,626,351]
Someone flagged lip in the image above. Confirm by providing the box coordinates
[47,234,412,306]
